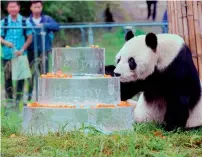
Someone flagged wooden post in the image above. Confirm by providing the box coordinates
[171,1,176,34]
[198,2,202,54]
[181,1,190,47]
[167,0,172,33]
[174,1,178,35]
[186,1,198,71]
[193,1,202,78]
[167,0,202,80]
[176,1,184,39]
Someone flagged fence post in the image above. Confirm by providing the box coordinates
[162,25,168,33]
[33,32,39,101]
[40,26,46,74]
[88,27,94,45]
[80,28,86,46]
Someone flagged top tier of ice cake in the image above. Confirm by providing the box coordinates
[52,47,105,75]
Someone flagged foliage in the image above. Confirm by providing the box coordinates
[42,1,96,23]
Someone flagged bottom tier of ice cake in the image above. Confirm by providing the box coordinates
[22,106,135,135]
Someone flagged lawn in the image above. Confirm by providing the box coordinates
[1,111,202,157]
[1,28,202,157]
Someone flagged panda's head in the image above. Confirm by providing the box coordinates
[114,31,158,82]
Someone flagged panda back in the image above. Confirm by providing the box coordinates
[145,40,201,109]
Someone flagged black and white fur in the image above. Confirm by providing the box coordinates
[105,31,202,131]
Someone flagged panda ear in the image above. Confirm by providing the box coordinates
[125,30,134,42]
[145,32,158,52]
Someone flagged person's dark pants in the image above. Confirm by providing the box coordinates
[146,1,157,21]
[2,59,25,104]
[27,52,49,101]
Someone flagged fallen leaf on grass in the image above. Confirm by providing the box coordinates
[9,134,16,138]
[33,147,41,152]
[102,148,113,156]
[17,149,25,153]
[153,131,166,139]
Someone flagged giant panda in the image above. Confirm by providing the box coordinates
[106,31,202,131]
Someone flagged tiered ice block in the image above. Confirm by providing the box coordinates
[22,47,135,135]
[38,76,120,107]
[52,47,105,75]
[22,106,135,135]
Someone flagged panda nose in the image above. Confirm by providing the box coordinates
[114,73,121,77]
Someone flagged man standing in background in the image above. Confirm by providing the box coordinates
[27,0,59,101]
[0,1,32,107]
[146,0,158,21]
[104,3,114,31]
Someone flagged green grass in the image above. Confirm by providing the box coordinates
[1,28,202,157]
[1,112,202,157]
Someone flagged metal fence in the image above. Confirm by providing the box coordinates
[1,21,168,47]
[59,22,168,45]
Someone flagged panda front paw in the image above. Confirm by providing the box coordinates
[126,99,137,107]
[164,125,177,132]
[164,122,185,132]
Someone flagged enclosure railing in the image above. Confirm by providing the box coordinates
[1,22,168,102]
[60,22,168,46]
[2,21,168,50]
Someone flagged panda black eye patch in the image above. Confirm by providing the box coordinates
[128,57,136,70]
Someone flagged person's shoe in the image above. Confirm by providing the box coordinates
[5,94,13,100]
[28,96,32,101]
